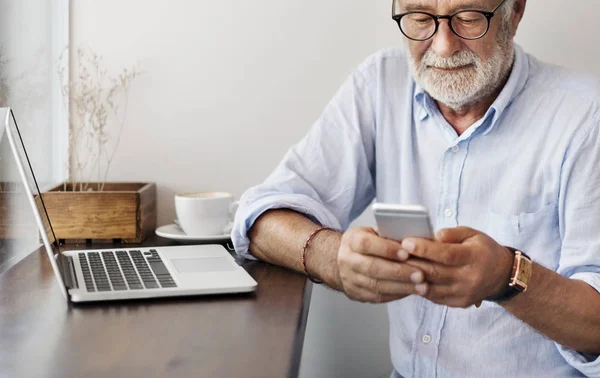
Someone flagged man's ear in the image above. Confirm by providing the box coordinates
[511,0,527,35]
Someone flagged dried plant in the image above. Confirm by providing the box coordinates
[58,46,141,192]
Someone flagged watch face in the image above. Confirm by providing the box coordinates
[511,253,532,290]
[519,258,532,279]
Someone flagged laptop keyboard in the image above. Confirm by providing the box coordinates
[78,249,177,292]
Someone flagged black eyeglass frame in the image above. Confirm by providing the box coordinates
[392,0,509,41]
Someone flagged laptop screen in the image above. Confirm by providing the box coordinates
[0,108,68,297]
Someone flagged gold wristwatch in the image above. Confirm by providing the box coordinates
[485,247,533,303]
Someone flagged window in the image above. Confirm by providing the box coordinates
[0,0,68,269]
[0,0,68,185]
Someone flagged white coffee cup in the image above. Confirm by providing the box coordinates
[174,192,238,236]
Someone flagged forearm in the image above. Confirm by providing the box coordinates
[502,262,600,354]
[248,209,343,290]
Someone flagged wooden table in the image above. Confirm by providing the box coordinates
[0,235,312,378]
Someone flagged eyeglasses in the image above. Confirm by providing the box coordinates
[392,0,509,41]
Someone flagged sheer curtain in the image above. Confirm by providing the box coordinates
[0,0,68,268]
[0,0,68,186]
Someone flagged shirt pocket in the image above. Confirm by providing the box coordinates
[485,202,560,269]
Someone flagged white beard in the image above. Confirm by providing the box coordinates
[408,24,515,111]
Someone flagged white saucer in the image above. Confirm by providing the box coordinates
[155,223,232,242]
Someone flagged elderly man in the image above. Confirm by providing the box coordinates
[232,0,600,376]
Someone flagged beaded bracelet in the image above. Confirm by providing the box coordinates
[301,227,335,284]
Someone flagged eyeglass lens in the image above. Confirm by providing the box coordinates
[400,11,489,40]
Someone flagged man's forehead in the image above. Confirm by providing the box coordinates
[394,0,497,13]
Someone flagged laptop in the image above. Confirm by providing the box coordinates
[0,107,257,302]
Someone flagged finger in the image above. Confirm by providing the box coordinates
[343,281,412,304]
[353,273,422,295]
[418,283,480,308]
[435,226,479,244]
[350,228,403,260]
[401,237,469,266]
[402,258,457,284]
[351,254,424,283]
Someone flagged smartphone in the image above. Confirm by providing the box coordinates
[373,203,434,241]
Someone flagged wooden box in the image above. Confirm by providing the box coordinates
[43,182,157,244]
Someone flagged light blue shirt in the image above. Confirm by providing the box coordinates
[232,45,600,377]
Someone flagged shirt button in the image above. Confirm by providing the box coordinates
[444,208,453,217]
[422,334,432,344]
[452,145,460,153]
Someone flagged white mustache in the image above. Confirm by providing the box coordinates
[420,49,479,70]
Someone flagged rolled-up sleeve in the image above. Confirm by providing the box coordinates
[557,110,600,376]
[232,60,378,260]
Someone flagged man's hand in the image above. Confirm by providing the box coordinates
[337,227,426,303]
[401,226,514,308]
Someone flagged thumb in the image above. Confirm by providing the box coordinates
[435,226,478,244]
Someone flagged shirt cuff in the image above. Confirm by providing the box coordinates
[231,194,342,260]
[554,272,600,377]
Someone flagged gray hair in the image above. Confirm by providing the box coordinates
[391,0,518,23]
[501,0,517,24]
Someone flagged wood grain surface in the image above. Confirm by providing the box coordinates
[43,183,157,243]
[0,235,312,378]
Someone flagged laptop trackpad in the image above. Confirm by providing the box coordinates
[171,257,237,274]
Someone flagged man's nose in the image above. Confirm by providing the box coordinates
[430,20,463,57]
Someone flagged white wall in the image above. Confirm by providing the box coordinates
[514,0,600,76]
[70,0,378,225]
[71,2,391,377]
[69,1,600,377]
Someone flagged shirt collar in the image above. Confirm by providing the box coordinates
[413,82,429,121]
[412,44,530,134]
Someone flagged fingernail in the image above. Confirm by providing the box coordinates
[410,271,423,284]
[415,283,427,295]
[397,250,409,261]
[402,239,415,253]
